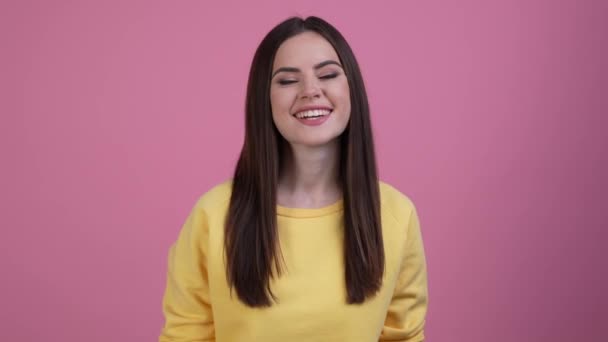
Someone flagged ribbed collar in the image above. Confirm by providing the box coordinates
[276,199,344,218]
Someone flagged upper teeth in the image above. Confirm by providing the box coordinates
[294,109,331,119]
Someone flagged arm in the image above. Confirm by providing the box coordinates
[159,205,215,342]
[380,205,429,342]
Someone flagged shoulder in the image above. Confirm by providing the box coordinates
[379,180,417,227]
[191,178,233,214]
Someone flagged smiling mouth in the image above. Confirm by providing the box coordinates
[293,109,333,119]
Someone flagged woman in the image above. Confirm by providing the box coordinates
[160,16,428,342]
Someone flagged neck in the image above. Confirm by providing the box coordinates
[277,139,342,208]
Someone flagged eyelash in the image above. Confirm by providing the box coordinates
[278,73,339,85]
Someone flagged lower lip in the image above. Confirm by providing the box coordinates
[294,112,332,126]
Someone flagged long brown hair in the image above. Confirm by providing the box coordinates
[224,16,383,307]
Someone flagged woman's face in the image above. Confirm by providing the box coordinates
[270,31,351,148]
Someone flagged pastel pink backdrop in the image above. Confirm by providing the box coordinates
[1,1,606,341]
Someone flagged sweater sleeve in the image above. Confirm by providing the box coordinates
[159,205,215,342]
[379,205,429,342]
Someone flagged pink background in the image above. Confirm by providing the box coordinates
[1,1,606,341]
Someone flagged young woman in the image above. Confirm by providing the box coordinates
[160,16,428,342]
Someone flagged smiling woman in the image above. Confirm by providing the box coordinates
[270,32,351,147]
[159,16,429,342]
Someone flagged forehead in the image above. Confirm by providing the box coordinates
[272,31,340,69]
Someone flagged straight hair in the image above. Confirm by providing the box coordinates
[224,16,383,307]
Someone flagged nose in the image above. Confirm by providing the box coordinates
[299,76,322,99]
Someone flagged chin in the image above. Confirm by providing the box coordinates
[292,135,342,148]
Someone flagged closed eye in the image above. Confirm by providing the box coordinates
[320,73,338,80]
[277,73,339,86]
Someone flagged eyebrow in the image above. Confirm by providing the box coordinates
[271,60,343,79]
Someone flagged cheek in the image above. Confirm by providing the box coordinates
[270,89,295,132]
[332,82,351,114]
[331,78,349,98]
[269,89,280,113]
[270,88,295,114]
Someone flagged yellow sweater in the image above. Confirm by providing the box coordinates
[159,180,428,342]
